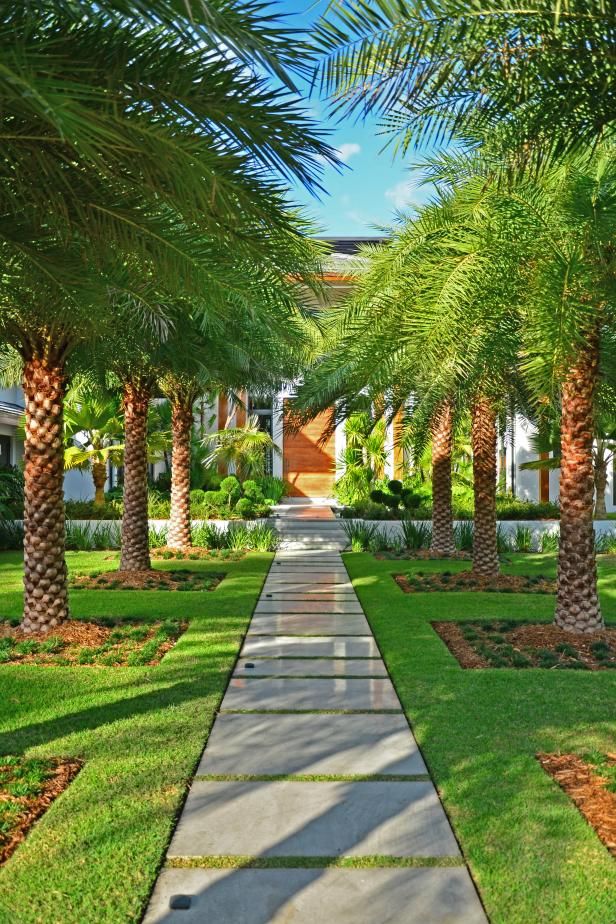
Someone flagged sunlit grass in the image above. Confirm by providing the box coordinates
[0,551,271,923]
[345,551,616,924]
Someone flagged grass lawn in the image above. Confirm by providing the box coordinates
[344,551,616,924]
[0,550,271,923]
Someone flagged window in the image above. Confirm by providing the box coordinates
[0,435,11,468]
[247,394,274,475]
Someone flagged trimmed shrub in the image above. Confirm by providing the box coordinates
[242,480,265,503]
[220,475,241,496]
[65,500,122,520]
[189,489,207,506]
[235,497,256,518]
[388,479,403,495]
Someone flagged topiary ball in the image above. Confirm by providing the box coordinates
[235,497,255,518]
[220,475,241,496]
[242,480,265,502]
[388,479,403,495]
[401,489,421,510]
[369,489,386,504]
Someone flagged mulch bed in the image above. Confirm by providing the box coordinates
[395,571,555,594]
[151,547,244,561]
[538,753,616,857]
[0,619,186,666]
[70,569,224,592]
[433,620,616,670]
[376,550,472,561]
[1,756,83,865]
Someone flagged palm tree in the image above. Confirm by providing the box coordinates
[429,400,456,556]
[0,3,333,630]
[204,416,280,483]
[521,406,616,518]
[63,387,124,506]
[314,0,615,160]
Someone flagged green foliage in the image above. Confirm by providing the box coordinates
[64,500,122,520]
[0,466,24,518]
[220,475,241,496]
[146,490,171,519]
[539,531,560,553]
[148,525,168,549]
[257,476,286,503]
[595,530,616,555]
[234,497,256,518]
[341,520,382,552]
[65,521,121,552]
[0,519,24,551]
[401,520,432,550]
[454,522,474,552]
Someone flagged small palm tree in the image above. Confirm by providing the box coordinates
[203,416,280,482]
[63,387,124,506]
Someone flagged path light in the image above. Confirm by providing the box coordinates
[244,662,255,669]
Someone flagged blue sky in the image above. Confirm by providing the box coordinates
[279,0,433,237]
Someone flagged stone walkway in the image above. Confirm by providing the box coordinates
[144,546,487,923]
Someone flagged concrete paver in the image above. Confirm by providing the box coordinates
[220,676,401,711]
[197,713,427,776]
[144,538,486,923]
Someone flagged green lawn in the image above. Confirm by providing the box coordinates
[0,551,271,923]
[344,552,616,924]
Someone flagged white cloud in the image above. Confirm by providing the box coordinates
[384,179,418,210]
[336,142,361,162]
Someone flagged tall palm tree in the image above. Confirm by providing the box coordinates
[429,399,456,556]
[0,3,334,631]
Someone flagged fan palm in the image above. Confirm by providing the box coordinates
[204,416,280,482]
[63,387,124,506]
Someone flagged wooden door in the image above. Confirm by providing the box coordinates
[283,402,335,497]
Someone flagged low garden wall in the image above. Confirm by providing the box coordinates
[346,519,616,541]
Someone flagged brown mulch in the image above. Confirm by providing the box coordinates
[433,621,616,670]
[375,550,472,561]
[0,620,185,666]
[395,571,555,594]
[0,758,83,865]
[538,753,616,857]
[150,547,243,561]
[0,621,109,647]
[71,570,223,591]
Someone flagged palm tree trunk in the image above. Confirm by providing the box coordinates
[168,395,194,549]
[21,357,68,632]
[92,462,107,507]
[593,442,608,518]
[471,394,499,577]
[430,399,455,555]
[555,344,603,633]
[119,379,151,571]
